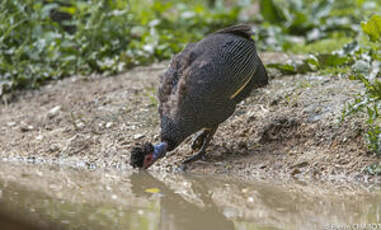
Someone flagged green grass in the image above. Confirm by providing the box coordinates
[288,37,353,54]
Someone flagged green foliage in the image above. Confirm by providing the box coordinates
[256,0,364,51]
[343,74,381,155]
[289,36,353,54]
[361,14,381,42]
[259,0,286,24]
[259,0,381,156]
[0,0,244,95]
[267,55,319,74]
[341,17,381,155]
[267,10,381,155]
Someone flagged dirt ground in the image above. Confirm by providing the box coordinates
[0,52,379,183]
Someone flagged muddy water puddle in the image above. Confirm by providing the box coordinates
[0,162,380,230]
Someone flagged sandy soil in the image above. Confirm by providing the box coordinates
[0,52,379,183]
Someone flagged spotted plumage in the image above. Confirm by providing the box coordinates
[131,24,268,169]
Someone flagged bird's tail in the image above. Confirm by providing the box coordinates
[215,24,254,39]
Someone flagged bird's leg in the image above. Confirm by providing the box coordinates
[183,126,217,164]
[191,128,210,151]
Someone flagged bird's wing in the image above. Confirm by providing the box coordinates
[159,24,260,119]
[158,43,196,117]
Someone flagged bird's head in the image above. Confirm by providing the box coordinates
[130,142,168,169]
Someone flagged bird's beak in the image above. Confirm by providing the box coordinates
[143,142,168,169]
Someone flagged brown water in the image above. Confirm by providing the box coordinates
[0,162,380,230]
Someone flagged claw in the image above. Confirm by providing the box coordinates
[183,126,218,166]
[182,150,206,164]
[191,135,204,151]
[190,129,209,151]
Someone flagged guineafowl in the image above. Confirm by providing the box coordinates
[131,24,268,169]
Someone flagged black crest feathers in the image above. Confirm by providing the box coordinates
[130,142,154,168]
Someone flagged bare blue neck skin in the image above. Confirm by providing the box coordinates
[153,142,168,159]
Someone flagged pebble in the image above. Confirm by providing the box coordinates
[7,122,16,127]
[47,106,61,119]
[134,133,145,140]
[76,122,85,129]
[106,122,113,128]
[20,125,34,132]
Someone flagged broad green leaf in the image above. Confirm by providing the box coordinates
[316,53,348,67]
[260,0,286,24]
[361,14,381,41]
[267,63,297,74]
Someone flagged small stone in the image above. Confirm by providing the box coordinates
[36,135,44,140]
[134,134,145,140]
[7,122,16,127]
[47,106,61,119]
[106,122,113,128]
[49,145,60,152]
[76,122,85,129]
[291,161,309,168]
[258,164,267,169]
[247,111,256,119]
[20,125,34,132]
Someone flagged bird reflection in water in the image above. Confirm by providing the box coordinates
[130,172,235,230]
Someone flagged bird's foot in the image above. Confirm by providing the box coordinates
[182,150,206,165]
[191,130,208,151]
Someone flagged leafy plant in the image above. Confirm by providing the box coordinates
[342,15,381,155]
[361,14,381,42]
[0,0,245,95]
[259,0,381,156]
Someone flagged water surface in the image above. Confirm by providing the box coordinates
[0,162,380,230]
